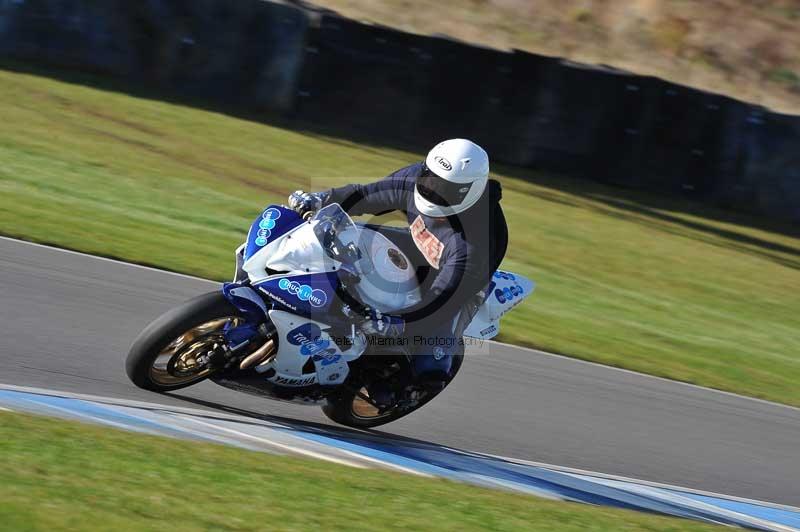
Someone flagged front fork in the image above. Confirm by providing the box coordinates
[217,282,275,370]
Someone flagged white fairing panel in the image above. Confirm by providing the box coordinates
[242,223,313,283]
[250,220,421,314]
[263,223,331,275]
[256,310,365,387]
[339,227,422,313]
[463,271,535,340]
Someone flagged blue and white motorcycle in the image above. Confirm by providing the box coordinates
[126,203,534,427]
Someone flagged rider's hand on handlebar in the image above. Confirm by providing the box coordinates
[288,190,324,218]
[361,307,405,337]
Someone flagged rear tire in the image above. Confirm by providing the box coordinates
[125,292,241,392]
[321,352,464,428]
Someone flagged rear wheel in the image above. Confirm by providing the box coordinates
[126,292,243,392]
[321,352,463,428]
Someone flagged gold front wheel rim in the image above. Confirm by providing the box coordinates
[148,317,241,386]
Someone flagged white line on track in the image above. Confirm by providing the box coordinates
[174,414,368,469]
[3,383,799,516]
[0,406,13,412]
[484,452,800,512]
[329,447,433,477]
[14,397,163,436]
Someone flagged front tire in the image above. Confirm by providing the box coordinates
[126,292,243,392]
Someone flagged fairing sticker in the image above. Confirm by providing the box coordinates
[244,205,302,261]
[286,322,348,385]
[255,272,339,317]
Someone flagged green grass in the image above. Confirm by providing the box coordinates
[0,411,725,531]
[1,66,799,405]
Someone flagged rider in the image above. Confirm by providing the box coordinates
[288,139,508,389]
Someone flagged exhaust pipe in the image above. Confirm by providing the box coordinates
[239,338,276,370]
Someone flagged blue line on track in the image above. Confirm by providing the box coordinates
[3,388,799,531]
[280,427,796,528]
[665,490,800,529]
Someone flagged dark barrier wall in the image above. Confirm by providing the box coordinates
[0,0,308,111]
[1,0,798,223]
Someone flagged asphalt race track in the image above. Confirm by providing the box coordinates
[2,236,799,506]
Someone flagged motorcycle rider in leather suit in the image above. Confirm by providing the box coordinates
[288,139,508,391]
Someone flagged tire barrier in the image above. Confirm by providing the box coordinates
[1,0,798,223]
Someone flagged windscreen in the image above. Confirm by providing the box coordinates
[312,203,363,268]
[312,203,421,312]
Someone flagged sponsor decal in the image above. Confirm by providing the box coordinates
[260,290,297,312]
[287,324,342,366]
[313,348,342,367]
[493,271,516,281]
[479,324,497,336]
[434,156,452,171]
[495,288,506,304]
[255,208,281,246]
[262,207,281,221]
[495,283,524,304]
[277,278,328,308]
[410,215,444,269]
[327,373,340,382]
[271,374,316,387]
[255,228,271,247]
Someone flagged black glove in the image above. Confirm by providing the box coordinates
[361,307,406,337]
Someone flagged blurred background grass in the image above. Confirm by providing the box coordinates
[312,0,800,113]
[1,65,799,405]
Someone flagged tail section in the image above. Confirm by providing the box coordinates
[463,270,535,340]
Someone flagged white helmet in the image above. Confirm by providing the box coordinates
[415,139,490,217]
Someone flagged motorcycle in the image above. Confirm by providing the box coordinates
[126,203,534,427]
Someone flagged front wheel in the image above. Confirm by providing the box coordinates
[125,292,244,392]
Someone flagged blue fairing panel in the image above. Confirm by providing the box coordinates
[221,283,270,323]
[255,272,339,318]
[244,205,303,261]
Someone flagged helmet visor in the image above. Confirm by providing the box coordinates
[417,167,473,207]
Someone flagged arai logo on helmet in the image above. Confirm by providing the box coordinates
[434,156,452,171]
[255,208,281,246]
[277,278,328,308]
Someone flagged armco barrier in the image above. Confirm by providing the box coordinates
[0,0,308,112]
[734,110,800,222]
[293,13,432,142]
[0,0,798,223]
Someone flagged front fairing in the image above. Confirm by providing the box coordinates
[241,204,421,313]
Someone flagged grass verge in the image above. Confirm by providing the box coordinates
[0,411,725,531]
[1,65,799,405]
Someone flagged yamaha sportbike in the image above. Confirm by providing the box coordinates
[126,203,534,427]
